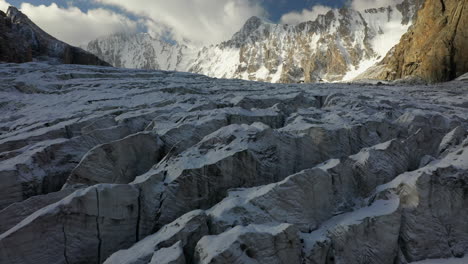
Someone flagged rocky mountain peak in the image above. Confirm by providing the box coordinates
[7,6,28,24]
[0,7,32,63]
[0,6,109,66]
[6,6,19,19]
[222,16,268,48]
[243,16,264,29]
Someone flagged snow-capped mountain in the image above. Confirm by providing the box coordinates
[84,0,423,83]
[358,0,468,83]
[86,33,190,71]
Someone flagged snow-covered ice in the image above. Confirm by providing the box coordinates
[0,62,467,264]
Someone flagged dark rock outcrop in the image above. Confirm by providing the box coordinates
[0,6,110,66]
[0,10,31,63]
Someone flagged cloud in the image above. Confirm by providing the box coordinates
[279,5,332,24]
[0,0,11,12]
[3,0,406,48]
[18,3,138,46]
[94,0,267,45]
[349,0,404,10]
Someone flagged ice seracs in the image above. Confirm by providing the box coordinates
[0,62,467,263]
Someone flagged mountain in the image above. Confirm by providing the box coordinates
[84,0,422,83]
[0,10,31,63]
[358,0,467,83]
[0,61,467,264]
[189,1,419,83]
[0,6,109,66]
[86,33,189,70]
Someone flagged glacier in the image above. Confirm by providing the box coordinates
[0,62,467,263]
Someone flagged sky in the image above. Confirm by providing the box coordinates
[0,0,397,46]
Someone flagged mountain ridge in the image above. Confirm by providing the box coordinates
[84,0,423,83]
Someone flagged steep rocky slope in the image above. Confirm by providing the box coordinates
[0,10,31,63]
[358,0,468,83]
[0,62,467,264]
[0,6,109,66]
[85,0,422,83]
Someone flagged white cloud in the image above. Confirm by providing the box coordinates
[0,0,11,12]
[349,0,404,10]
[280,5,332,25]
[18,3,138,46]
[3,0,405,48]
[94,0,267,45]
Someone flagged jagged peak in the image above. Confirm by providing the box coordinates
[221,16,271,48]
[245,16,274,25]
[6,6,19,16]
[6,6,25,22]
[239,16,269,33]
[244,16,263,26]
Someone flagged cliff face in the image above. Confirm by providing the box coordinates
[0,6,110,66]
[363,0,468,82]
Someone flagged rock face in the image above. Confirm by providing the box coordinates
[0,62,467,264]
[358,0,468,82]
[0,6,110,66]
[84,0,422,83]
